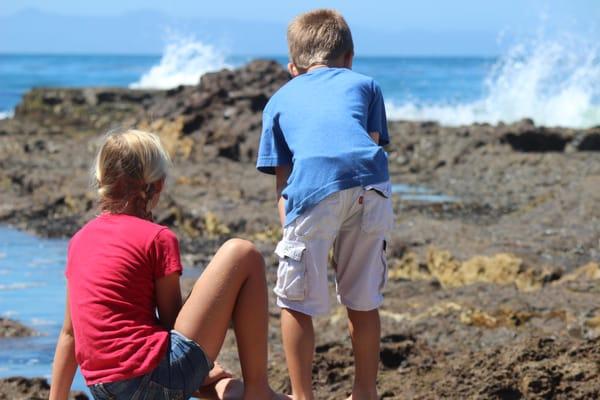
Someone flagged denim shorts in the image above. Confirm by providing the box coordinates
[88,330,213,400]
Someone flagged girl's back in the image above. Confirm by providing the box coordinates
[67,213,181,385]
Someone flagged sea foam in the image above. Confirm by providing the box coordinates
[130,36,231,89]
[388,34,600,128]
[0,110,13,120]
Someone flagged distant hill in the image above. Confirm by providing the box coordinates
[0,9,498,56]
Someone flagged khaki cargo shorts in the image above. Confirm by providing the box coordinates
[274,182,394,316]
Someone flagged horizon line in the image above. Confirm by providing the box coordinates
[0,51,500,59]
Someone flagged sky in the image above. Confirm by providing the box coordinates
[1,0,598,55]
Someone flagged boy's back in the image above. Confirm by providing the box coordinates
[257,66,390,225]
[256,8,392,400]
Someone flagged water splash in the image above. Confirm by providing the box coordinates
[130,35,231,89]
[0,282,44,291]
[388,33,600,128]
[0,110,13,120]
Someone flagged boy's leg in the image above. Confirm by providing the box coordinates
[275,194,342,400]
[174,238,282,400]
[333,188,392,399]
[281,308,315,400]
[346,308,380,400]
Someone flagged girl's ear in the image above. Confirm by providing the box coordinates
[155,178,165,194]
[287,62,300,77]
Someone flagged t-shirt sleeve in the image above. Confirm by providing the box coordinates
[256,110,292,175]
[367,80,390,146]
[151,228,183,279]
[65,239,73,278]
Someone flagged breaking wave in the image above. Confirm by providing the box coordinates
[130,36,231,89]
[388,33,600,128]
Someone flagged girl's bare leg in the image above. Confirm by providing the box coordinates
[174,239,284,399]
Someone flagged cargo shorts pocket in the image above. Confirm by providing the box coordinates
[361,189,394,234]
[379,240,389,293]
[274,240,307,301]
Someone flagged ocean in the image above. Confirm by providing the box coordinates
[0,228,85,389]
[0,34,599,393]
[1,34,599,127]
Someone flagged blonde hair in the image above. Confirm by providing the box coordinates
[287,9,354,69]
[94,129,171,216]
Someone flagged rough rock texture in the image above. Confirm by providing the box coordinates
[0,377,87,399]
[0,318,37,338]
[1,60,599,399]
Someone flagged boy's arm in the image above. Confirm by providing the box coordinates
[369,131,380,145]
[49,291,78,400]
[275,165,292,227]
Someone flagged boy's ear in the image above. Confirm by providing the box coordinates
[343,51,354,69]
[287,62,300,77]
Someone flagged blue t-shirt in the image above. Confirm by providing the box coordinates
[256,67,390,226]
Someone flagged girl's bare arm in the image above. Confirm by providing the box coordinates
[156,272,183,330]
[49,291,78,400]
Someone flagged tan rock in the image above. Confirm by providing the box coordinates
[556,262,600,284]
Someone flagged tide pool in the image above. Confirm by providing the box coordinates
[0,226,87,393]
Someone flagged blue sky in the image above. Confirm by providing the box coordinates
[1,0,598,55]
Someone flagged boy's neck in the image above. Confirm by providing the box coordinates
[290,52,353,77]
[306,64,330,72]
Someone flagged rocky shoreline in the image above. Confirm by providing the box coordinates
[1,60,599,399]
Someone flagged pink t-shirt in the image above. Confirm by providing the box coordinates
[65,213,182,385]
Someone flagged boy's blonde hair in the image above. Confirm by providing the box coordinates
[287,9,354,69]
[94,129,171,215]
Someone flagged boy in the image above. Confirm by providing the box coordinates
[256,9,393,400]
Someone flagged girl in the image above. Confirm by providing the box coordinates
[50,130,285,400]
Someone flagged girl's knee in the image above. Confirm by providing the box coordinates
[221,238,264,271]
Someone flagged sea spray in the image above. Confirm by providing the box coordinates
[130,36,231,89]
[387,33,600,128]
[0,110,13,120]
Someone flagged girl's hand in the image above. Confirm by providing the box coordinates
[192,362,242,399]
[203,362,233,386]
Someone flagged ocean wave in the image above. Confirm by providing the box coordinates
[0,110,13,120]
[388,34,600,128]
[1,310,18,318]
[0,282,44,291]
[130,35,231,89]
[30,318,55,326]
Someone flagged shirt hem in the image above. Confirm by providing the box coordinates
[82,331,170,386]
[284,173,389,226]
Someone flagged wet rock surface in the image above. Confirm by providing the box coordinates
[0,60,599,398]
[0,377,87,399]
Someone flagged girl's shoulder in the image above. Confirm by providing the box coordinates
[70,213,176,250]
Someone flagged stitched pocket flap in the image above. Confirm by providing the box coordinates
[274,240,306,261]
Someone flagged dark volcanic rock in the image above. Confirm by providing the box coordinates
[1,59,600,398]
[0,318,37,338]
[14,88,160,136]
[145,60,290,162]
[0,377,88,400]
[577,130,600,151]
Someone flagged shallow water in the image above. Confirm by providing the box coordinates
[392,183,458,203]
[0,226,88,392]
